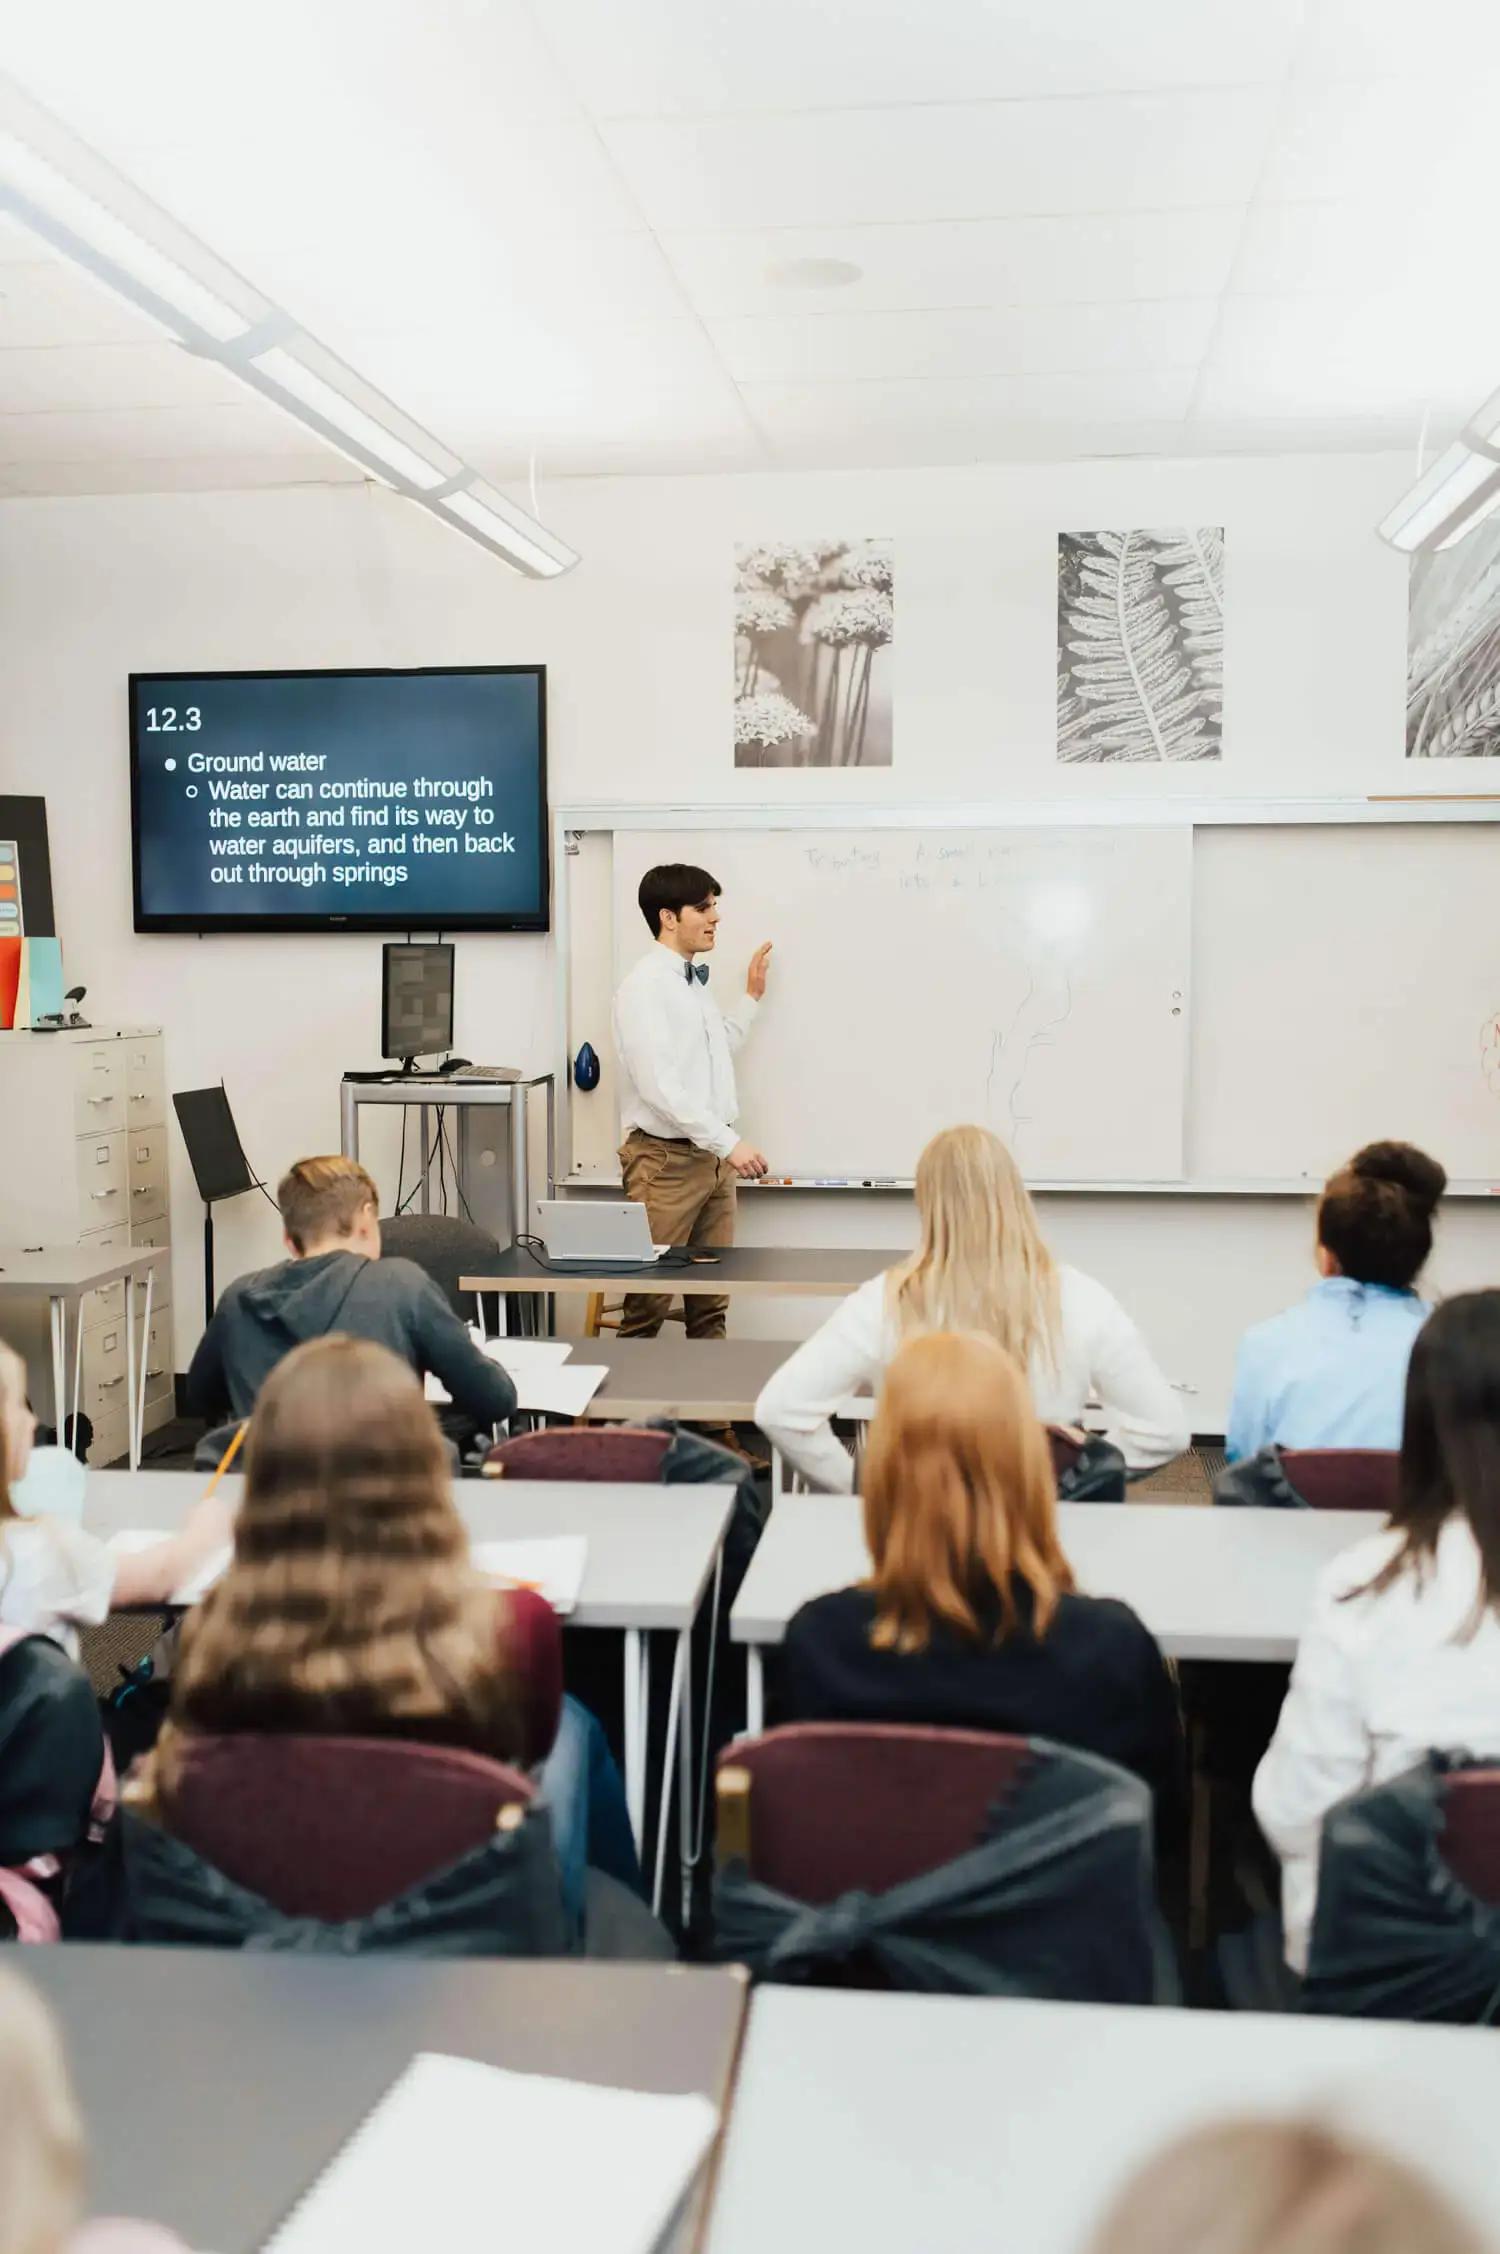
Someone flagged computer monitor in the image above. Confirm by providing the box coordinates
[382,942,454,1063]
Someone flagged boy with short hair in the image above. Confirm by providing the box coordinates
[186,1154,516,1431]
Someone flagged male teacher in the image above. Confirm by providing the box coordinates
[612,863,772,1371]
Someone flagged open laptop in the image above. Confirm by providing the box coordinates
[534,1199,671,1268]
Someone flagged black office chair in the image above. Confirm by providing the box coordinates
[379,1212,503,1327]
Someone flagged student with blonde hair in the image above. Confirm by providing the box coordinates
[775,1332,1182,1809]
[756,1124,1187,1490]
[0,1339,232,1653]
[1086,2117,1484,2254]
[0,1959,184,2251]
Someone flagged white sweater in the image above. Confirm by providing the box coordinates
[1254,1515,1500,1973]
[754,1264,1190,1493]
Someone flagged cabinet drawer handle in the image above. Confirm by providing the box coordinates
[145,1365,166,1380]
[131,1186,153,1197]
[99,1375,125,1391]
[131,1093,150,1103]
[90,1189,117,1202]
[86,1095,113,1107]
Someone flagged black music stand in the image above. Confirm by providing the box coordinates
[172,1086,261,1329]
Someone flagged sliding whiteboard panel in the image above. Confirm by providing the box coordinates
[612,826,1191,1181]
[1193,823,1500,1182]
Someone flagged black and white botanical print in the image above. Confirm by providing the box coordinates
[734,539,894,768]
[1407,515,1500,760]
[1057,527,1224,764]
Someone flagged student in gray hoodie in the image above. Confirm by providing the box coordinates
[186,1155,516,1433]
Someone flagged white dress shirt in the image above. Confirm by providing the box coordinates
[1253,1515,1500,1973]
[754,1264,1190,1492]
[612,941,758,1159]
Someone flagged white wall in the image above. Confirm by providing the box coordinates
[3,450,1496,1426]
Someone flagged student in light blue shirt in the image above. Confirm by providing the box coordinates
[1226,1142,1446,1462]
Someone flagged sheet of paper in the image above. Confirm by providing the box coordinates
[511,1363,608,1418]
[469,1534,587,1615]
[424,1335,576,1403]
[261,2051,718,2254]
[106,1530,232,1606]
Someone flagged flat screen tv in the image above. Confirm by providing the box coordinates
[129,665,548,933]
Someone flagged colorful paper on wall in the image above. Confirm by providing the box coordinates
[0,799,61,1028]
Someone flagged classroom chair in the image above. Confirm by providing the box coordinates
[1301,1755,1500,2022]
[713,1723,1174,2002]
[379,1212,504,1327]
[160,1732,536,1920]
[0,1632,109,1941]
[483,1424,672,1481]
[583,1291,687,1340]
[1278,1448,1399,1513]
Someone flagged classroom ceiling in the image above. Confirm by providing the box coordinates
[2,0,1498,495]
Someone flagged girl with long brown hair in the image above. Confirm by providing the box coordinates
[138,1335,642,1918]
[756,1124,1186,1491]
[776,1332,1182,1807]
[1255,1290,1500,1972]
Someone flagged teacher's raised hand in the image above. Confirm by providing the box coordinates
[746,941,774,1001]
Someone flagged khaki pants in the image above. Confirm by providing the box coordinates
[617,1130,735,1339]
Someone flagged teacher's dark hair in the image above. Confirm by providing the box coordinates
[1350,1290,1500,1618]
[638,863,720,938]
[1317,1140,1446,1290]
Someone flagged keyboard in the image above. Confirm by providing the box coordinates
[445,1067,522,1083]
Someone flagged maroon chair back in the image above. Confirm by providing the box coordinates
[719,1723,1030,1903]
[1280,1449,1399,1513]
[484,1426,671,1482]
[164,1733,533,1920]
[1441,1770,1500,1904]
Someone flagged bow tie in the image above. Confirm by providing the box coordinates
[684,961,709,985]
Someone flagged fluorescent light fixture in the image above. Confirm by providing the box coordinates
[0,72,578,578]
[435,485,579,579]
[0,128,251,343]
[1466,382,1500,453]
[249,347,450,492]
[1377,438,1500,554]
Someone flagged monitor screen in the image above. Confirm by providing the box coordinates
[130,666,548,933]
[382,942,454,1060]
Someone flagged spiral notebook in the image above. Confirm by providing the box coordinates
[261,2051,718,2254]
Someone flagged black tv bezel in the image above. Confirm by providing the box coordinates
[128,663,550,934]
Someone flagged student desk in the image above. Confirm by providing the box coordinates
[84,1469,735,1913]
[704,1988,1500,2254]
[24,1947,747,2254]
[462,1244,889,1334]
[730,1497,1386,1732]
[0,1242,164,1468]
[573,1336,797,1425]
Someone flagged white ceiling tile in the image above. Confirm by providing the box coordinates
[602,90,1279,230]
[1233,197,1483,297]
[0,343,243,413]
[1295,0,1500,77]
[0,454,365,495]
[745,366,1196,466]
[1260,77,1498,203]
[707,298,1218,384]
[661,208,1243,318]
[0,255,178,347]
[543,0,1304,115]
[0,399,336,465]
[1195,294,1500,426]
[346,319,740,437]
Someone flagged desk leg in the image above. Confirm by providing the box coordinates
[49,1296,66,1442]
[126,1268,155,1472]
[746,1647,765,1737]
[651,1629,688,1919]
[70,1305,84,1452]
[340,1080,358,1160]
[124,1274,139,1471]
[623,1628,645,1848]
[419,1105,431,1215]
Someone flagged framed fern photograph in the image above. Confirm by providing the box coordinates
[1407,516,1500,760]
[1057,527,1224,764]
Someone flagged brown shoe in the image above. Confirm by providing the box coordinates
[696,1423,770,1475]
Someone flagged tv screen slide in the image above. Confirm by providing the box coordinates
[130,666,548,933]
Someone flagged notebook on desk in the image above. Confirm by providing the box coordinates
[261,2050,718,2254]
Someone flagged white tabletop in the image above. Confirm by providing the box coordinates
[85,1469,734,1633]
[731,1497,1387,1661]
[0,1244,166,1298]
[705,1989,1500,2254]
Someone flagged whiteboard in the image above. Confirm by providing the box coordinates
[1192,822,1500,1182]
[611,826,1191,1181]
